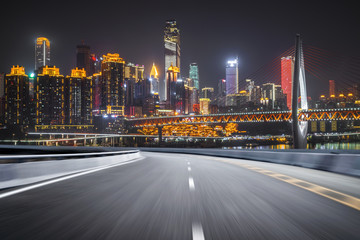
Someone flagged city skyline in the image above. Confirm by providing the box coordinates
[1,1,359,99]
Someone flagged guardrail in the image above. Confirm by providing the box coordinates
[0,150,139,164]
[0,149,141,189]
[139,148,360,177]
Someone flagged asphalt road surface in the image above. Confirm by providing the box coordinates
[0,152,359,240]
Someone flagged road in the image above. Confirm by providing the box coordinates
[0,152,359,239]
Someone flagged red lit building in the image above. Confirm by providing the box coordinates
[329,80,335,97]
[281,56,293,109]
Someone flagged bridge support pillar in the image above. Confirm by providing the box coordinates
[157,126,163,146]
[292,34,308,149]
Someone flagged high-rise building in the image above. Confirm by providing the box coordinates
[199,98,210,115]
[35,37,50,70]
[189,63,199,90]
[91,72,102,115]
[101,53,125,116]
[76,43,91,75]
[65,68,92,125]
[4,66,30,127]
[226,58,238,95]
[163,20,180,101]
[35,66,65,125]
[201,87,214,100]
[329,80,335,97]
[166,64,180,109]
[281,56,294,109]
[149,63,159,94]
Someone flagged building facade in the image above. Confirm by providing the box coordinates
[163,20,180,101]
[101,53,125,116]
[4,66,30,127]
[189,63,199,90]
[65,68,92,125]
[281,56,293,109]
[226,59,238,96]
[35,37,50,70]
[35,66,65,125]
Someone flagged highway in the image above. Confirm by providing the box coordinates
[0,152,359,239]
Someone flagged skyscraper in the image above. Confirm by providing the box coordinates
[166,64,180,109]
[149,63,159,94]
[281,56,294,109]
[76,43,90,75]
[64,68,92,125]
[35,66,65,125]
[226,58,238,95]
[101,53,125,116]
[163,20,180,101]
[189,63,199,90]
[329,80,335,97]
[4,66,30,127]
[35,37,50,70]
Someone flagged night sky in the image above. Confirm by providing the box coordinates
[1,1,359,98]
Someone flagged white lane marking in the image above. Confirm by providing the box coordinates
[192,222,205,240]
[0,158,143,200]
[189,177,195,191]
[188,166,191,171]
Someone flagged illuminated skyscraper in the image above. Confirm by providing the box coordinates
[4,66,30,127]
[35,66,65,125]
[226,58,238,95]
[281,56,294,109]
[329,80,335,97]
[149,63,159,94]
[166,64,180,108]
[163,20,180,101]
[35,37,50,70]
[189,63,199,90]
[101,53,125,116]
[65,68,92,125]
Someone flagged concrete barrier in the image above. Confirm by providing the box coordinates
[139,148,360,177]
[0,150,141,189]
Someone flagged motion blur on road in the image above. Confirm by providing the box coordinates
[0,152,359,239]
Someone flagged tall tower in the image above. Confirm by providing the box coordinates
[281,56,294,109]
[166,64,180,108]
[226,58,238,95]
[76,43,90,76]
[4,66,30,127]
[35,37,50,70]
[101,53,125,116]
[149,63,159,94]
[163,20,180,101]
[329,80,335,97]
[189,63,199,90]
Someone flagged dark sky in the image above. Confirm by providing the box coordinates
[1,1,359,98]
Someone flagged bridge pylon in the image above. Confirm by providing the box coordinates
[292,34,308,149]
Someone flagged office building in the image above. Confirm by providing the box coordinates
[4,66,30,127]
[35,37,50,70]
[199,98,210,115]
[76,43,91,75]
[101,53,125,116]
[226,58,238,95]
[189,63,199,90]
[65,68,92,125]
[201,87,214,100]
[329,80,335,97]
[149,63,159,94]
[166,64,180,109]
[163,20,180,101]
[35,66,65,125]
[281,56,293,109]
